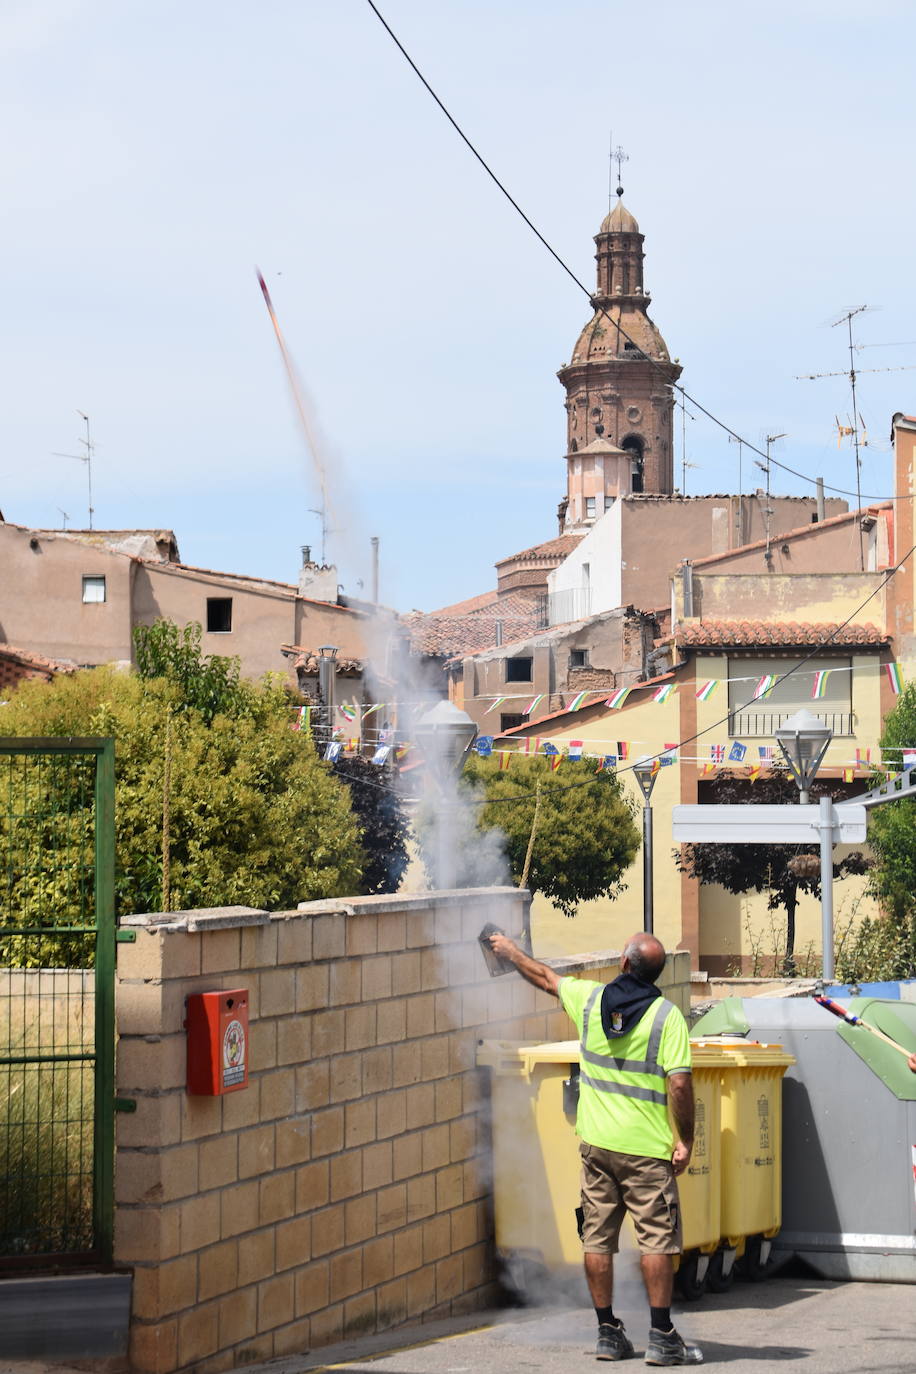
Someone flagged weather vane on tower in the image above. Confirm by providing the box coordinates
[608,137,628,210]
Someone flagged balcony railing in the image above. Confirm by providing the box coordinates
[728,709,854,739]
[545,587,592,627]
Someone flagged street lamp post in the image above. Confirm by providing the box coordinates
[633,756,660,934]
[414,702,478,889]
[774,709,836,980]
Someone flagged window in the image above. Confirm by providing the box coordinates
[585,496,597,519]
[500,713,526,733]
[505,656,533,683]
[207,597,233,633]
[570,649,588,668]
[727,655,853,737]
[605,495,616,512]
[82,575,106,604]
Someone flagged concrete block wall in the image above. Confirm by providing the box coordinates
[115,890,690,1374]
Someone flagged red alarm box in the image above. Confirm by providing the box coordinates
[185,989,249,1095]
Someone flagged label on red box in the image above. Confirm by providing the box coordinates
[223,1017,247,1089]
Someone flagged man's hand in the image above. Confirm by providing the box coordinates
[908,1051,916,1074]
[488,932,519,962]
[671,1140,692,1176]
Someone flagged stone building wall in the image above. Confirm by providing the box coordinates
[115,889,691,1374]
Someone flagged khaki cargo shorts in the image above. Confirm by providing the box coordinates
[579,1142,682,1255]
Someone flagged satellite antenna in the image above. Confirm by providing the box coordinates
[52,410,95,528]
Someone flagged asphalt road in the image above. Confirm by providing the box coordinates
[277,1271,915,1374]
[3,1271,912,1374]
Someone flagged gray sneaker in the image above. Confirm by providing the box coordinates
[645,1327,703,1365]
[596,1322,635,1361]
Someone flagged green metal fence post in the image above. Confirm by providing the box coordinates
[92,739,116,1265]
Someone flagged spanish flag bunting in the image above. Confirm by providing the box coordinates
[855,747,871,767]
[696,680,718,701]
[345,737,359,753]
[811,669,831,699]
[550,754,562,772]
[524,694,545,716]
[486,696,508,714]
[606,687,632,709]
[748,765,761,782]
[702,762,716,776]
[568,690,590,711]
[395,743,411,761]
[523,735,541,755]
[653,683,674,704]
[886,662,904,695]
[843,767,855,782]
[498,751,512,770]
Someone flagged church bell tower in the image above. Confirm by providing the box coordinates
[557,190,681,531]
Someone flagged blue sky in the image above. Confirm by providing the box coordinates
[3,0,915,612]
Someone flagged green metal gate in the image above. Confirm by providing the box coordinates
[0,738,115,1267]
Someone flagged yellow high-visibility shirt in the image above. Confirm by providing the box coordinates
[559,977,692,1160]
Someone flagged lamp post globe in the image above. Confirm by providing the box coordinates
[774,708,833,804]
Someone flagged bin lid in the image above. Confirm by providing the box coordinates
[835,998,916,1101]
[476,1039,580,1073]
[690,997,750,1038]
[690,1039,795,1069]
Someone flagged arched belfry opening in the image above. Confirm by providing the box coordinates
[621,434,645,493]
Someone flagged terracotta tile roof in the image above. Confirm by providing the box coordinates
[670,619,888,647]
[495,534,584,566]
[404,592,544,659]
[281,647,363,674]
[0,643,76,676]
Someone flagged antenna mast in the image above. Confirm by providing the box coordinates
[52,410,95,528]
[832,306,868,570]
[762,433,786,565]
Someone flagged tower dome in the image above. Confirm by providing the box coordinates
[557,194,682,527]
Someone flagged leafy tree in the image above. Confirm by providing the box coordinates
[857,683,916,976]
[0,667,363,962]
[461,754,641,918]
[675,768,870,975]
[332,755,410,895]
[133,619,246,724]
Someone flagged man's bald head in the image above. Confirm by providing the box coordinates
[621,932,667,983]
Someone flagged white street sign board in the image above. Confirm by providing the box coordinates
[671,802,867,845]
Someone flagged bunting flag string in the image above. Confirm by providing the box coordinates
[567,690,590,711]
[696,680,718,701]
[653,684,675,704]
[485,696,508,714]
[606,687,632,709]
[811,669,832,699]
[752,675,776,701]
[886,662,904,695]
[524,694,545,715]
[337,703,358,723]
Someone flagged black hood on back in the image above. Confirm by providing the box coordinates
[600,972,661,1039]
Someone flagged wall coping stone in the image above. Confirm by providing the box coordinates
[295,886,530,917]
[120,905,269,932]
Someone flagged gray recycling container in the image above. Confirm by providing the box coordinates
[692,996,916,1283]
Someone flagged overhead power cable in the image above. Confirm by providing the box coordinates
[363,0,905,507]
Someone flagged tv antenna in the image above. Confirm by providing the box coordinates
[678,395,697,494]
[728,434,744,545]
[758,432,786,566]
[52,410,95,529]
[307,507,340,566]
[57,508,70,530]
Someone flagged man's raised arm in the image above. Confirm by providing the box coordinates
[488,932,561,998]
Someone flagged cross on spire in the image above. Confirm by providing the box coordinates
[612,142,628,198]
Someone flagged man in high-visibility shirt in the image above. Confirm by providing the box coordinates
[488,929,701,1367]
